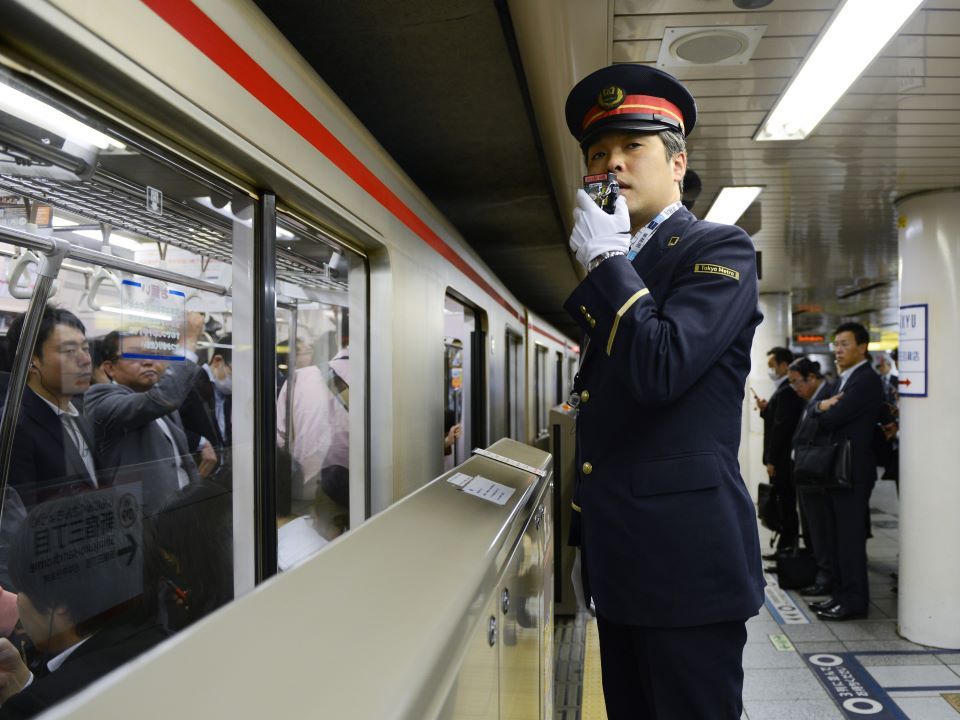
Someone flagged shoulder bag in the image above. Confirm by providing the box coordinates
[793,420,852,490]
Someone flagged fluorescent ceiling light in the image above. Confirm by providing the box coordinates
[72,229,142,252]
[756,0,923,141]
[0,82,123,150]
[704,186,762,224]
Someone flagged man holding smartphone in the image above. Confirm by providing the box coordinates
[563,65,764,719]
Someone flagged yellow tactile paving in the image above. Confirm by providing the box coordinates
[581,617,608,720]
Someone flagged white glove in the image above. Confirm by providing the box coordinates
[569,189,631,268]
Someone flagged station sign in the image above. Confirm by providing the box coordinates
[898,304,927,397]
[119,278,186,360]
[22,487,143,625]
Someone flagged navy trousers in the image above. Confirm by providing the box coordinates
[596,614,748,720]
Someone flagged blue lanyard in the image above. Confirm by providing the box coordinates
[626,201,683,260]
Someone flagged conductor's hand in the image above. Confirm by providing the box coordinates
[569,190,630,268]
[0,638,30,702]
[755,397,768,412]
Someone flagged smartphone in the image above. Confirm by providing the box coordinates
[583,172,619,214]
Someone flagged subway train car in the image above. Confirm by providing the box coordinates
[0,2,577,718]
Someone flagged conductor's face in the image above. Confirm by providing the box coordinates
[585,131,686,233]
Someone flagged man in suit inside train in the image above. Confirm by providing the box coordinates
[562,64,764,719]
[2,306,100,592]
[84,315,203,517]
[6,306,98,508]
[787,357,836,600]
[806,322,882,620]
[755,346,804,555]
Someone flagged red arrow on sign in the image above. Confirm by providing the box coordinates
[898,378,912,386]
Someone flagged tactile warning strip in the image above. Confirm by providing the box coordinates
[580,617,607,720]
[553,614,586,720]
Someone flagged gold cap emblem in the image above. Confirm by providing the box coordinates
[597,86,625,111]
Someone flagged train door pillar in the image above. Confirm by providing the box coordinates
[895,190,960,649]
[743,291,792,501]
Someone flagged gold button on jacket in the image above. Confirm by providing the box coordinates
[581,390,590,403]
[582,462,593,475]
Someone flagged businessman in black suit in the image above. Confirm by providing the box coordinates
[808,322,882,620]
[788,357,836,598]
[756,347,804,553]
[6,307,99,508]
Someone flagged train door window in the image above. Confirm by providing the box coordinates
[555,351,563,406]
[568,357,577,395]
[534,344,548,438]
[0,71,249,706]
[274,210,365,569]
[443,293,482,470]
[505,329,523,441]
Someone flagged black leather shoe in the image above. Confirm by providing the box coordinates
[808,598,838,612]
[800,584,833,596]
[817,604,867,621]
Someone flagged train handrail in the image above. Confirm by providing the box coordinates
[0,225,230,520]
[0,225,229,296]
[6,249,58,300]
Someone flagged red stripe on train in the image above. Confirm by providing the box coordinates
[140,0,523,321]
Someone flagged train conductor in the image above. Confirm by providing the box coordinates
[563,65,766,719]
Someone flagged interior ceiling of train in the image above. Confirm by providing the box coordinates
[257,0,960,346]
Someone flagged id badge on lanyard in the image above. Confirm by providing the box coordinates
[625,201,683,261]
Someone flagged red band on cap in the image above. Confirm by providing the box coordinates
[582,94,684,134]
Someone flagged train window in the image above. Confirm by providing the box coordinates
[0,72,250,711]
[275,210,365,569]
[555,351,563,406]
[534,344,548,438]
[443,293,481,470]
[505,329,523,441]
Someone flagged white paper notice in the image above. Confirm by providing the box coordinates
[446,472,473,488]
[462,475,516,506]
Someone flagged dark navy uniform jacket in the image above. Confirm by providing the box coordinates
[563,206,765,628]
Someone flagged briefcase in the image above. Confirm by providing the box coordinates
[776,546,817,590]
[757,482,781,532]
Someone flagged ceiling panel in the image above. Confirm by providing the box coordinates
[605,0,955,340]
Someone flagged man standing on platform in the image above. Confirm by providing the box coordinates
[807,322,882,620]
[755,346,804,555]
[562,65,765,719]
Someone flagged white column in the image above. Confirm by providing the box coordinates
[897,190,960,648]
[741,292,791,501]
